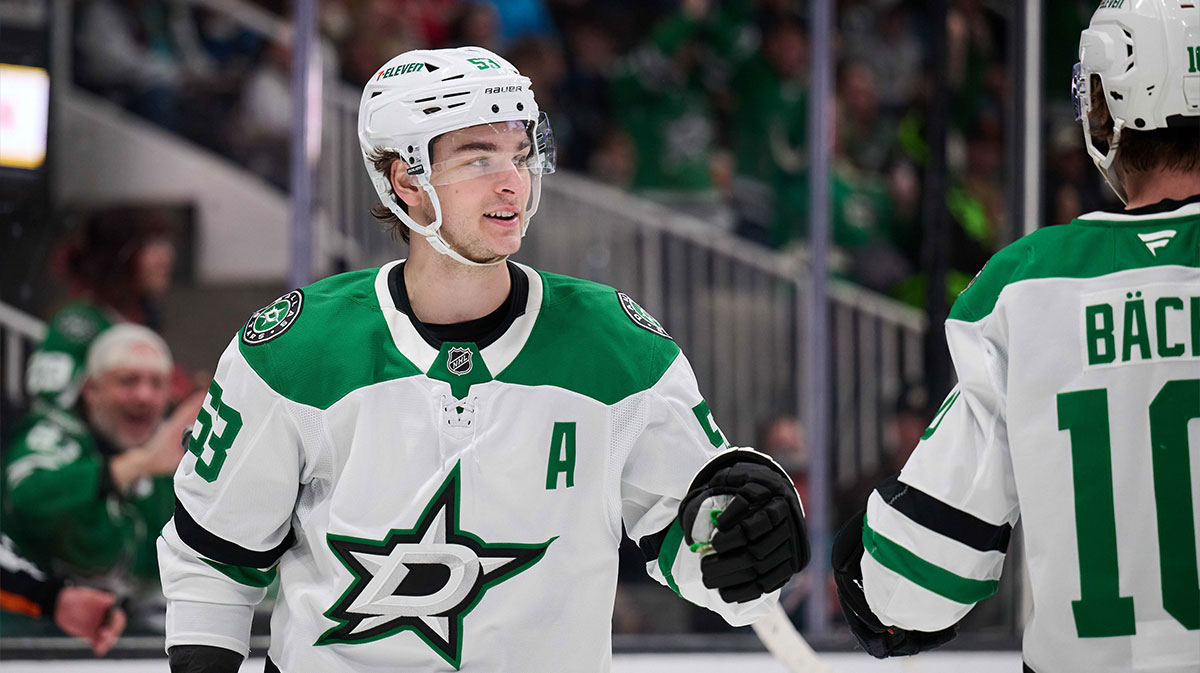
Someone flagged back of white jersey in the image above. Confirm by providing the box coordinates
[1006,268,1199,671]
[859,200,1200,673]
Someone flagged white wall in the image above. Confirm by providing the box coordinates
[54,90,298,284]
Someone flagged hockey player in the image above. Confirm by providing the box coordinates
[832,2,1199,672]
[159,46,810,672]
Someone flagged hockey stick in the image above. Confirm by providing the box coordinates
[752,603,841,673]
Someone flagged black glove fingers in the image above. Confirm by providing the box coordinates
[710,524,748,554]
[715,495,752,527]
[757,561,795,593]
[744,527,792,563]
[700,554,758,589]
[718,582,765,604]
[710,463,772,489]
[736,506,777,541]
[713,491,797,546]
[715,480,774,521]
[763,498,792,527]
[701,550,755,580]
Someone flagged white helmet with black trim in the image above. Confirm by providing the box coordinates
[1073,0,1200,203]
[358,46,556,266]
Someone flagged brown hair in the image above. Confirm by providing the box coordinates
[61,206,172,321]
[367,148,411,244]
[1088,77,1200,174]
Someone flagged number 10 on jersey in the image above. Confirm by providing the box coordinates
[1058,379,1199,637]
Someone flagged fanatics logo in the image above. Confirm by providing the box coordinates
[447,347,473,376]
[1137,230,1176,257]
[242,290,304,346]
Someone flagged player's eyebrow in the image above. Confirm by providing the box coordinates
[449,138,532,155]
[451,141,499,154]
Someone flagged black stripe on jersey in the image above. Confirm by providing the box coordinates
[1097,192,1200,216]
[174,498,296,569]
[1023,663,1038,673]
[638,521,674,563]
[265,655,282,673]
[876,477,1012,553]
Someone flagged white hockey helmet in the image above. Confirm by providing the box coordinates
[358,46,556,266]
[1073,0,1200,203]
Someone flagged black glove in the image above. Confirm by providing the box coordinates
[168,645,244,673]
[832,509,958,658]
[679,450,810,603]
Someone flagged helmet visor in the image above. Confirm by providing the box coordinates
[425,112,557,187]
[1071,62,1086,122]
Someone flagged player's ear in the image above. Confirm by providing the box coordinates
[390,160,424,210]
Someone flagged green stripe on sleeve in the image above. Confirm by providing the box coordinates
[657,519,684,596]
[862,518,997,605]
[201,558,278,588]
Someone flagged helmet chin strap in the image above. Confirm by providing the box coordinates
[422,229,508,267]
[1081,109,1130,205]
[388,180,511,268]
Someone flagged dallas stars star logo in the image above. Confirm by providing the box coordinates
[256,303,287,328]
[317,463,555,668]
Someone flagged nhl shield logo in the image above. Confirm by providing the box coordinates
[447,347,473,376]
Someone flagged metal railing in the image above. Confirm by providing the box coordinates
[0,302,46,443]
[322,82,928,475]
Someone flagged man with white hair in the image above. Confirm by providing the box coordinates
[3,324,199,584]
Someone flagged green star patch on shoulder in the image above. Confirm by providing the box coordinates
[617,292,671,339]
[242,289,304,346]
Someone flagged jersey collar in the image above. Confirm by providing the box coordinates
[373,259,544,376]
[1075,193,1200,222]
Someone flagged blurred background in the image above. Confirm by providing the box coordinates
[0,0,1115,662]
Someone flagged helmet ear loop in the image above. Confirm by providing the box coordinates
[373,152,441,238]
[416,178,456,256]
[1098,120,1128,205]
[419,177,444,237]
[1078,78,1128,205]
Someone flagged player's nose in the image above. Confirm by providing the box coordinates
[492,163,526,195]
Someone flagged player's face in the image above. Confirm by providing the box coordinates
[84,365,169,450]
[426,122,534,264]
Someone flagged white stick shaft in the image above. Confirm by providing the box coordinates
[751,603,841,673]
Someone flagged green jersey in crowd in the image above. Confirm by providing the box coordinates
[3,405,173,580]
[25,301,119,410]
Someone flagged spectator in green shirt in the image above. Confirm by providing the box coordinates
[5,324,202,587]
[610,0,728,225]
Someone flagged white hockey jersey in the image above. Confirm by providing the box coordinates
[860,198,1200,673]
[158,261,780,672]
